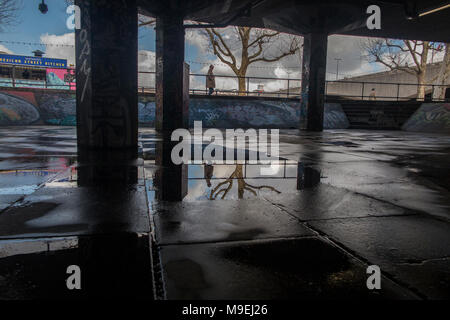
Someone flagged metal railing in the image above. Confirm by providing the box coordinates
[325,80,449,102]
[0,71,301,97]
[1,72,449,102]
[137,71,301,97]
[0,78,74,90]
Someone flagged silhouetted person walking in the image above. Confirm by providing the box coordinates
[206,65,215,95]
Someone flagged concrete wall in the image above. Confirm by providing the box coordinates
[0,88,349,129]
[283,63,450,100]
[326,63,449,100]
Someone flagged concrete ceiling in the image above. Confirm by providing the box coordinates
[138,0,450,42]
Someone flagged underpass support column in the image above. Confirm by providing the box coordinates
[300,32,328,131]
[155,15,188,201]
[155,14,188,132]
[75,0,138,151]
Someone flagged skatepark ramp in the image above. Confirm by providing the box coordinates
[340,101,421,130]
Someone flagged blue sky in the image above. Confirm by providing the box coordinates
[1,0,73,55]
[0,0,203,71]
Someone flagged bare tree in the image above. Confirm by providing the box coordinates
[0,0,21,32]
[204,27,300,94]
[432,44,450,100]
[363,39,444,100]
[138,15,155,28]
[209,164,280,200]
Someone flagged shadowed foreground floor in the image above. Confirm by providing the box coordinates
[0,126,449,299]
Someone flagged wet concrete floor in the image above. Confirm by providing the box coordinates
[0,126,449,299]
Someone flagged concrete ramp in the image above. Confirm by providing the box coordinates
[341,101,420,130]
[324,103,349,129]
[402,103,450,134]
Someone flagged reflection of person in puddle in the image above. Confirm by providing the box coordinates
[204,164,214,187]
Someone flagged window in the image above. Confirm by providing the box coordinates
[31,69,46,80]
[0,66,12,78]
[13,67,46,80]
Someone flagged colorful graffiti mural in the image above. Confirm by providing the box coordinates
[138,96,156,124]
[189,98,300,128]
[39,92,77,126]
[46,68,76,90]
[0,91,40,125]
[0,88,352,129]
[402,103,450,134]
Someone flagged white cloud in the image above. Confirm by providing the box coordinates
[185,28,211,56]
[274,66,288,78]
[138,50,156,88]
[327,35,380,80]
[0,44,13,54]
[40,32,75,65]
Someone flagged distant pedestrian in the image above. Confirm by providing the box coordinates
[206,65,215,95]
[369,88,376,100]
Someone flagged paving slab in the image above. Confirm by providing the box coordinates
[152,199,314,245]
[0,163,149,239]
[264,183,410,221]
[309,215,450,299]
[159,237,418,300]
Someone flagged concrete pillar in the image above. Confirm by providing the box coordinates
[296,163,321,190]
[300,32,328,131]
[154,15,189,201]
[155,15,189,132]
[75,0,138,151]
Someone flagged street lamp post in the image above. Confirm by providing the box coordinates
[334,58,342,80]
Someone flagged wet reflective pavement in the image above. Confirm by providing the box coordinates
[0,126,449,299]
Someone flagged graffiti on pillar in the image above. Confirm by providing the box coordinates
[300,62,309,130]
[299,91,308,129]
[78,28,91,103]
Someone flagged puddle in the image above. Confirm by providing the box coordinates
[146,161,321,201]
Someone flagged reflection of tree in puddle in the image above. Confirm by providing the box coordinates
[208,164,281,200]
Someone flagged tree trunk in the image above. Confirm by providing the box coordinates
[417,71,426,100]
[238,76,246,95]
[417,42,429,101]
[433,44,450,100]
